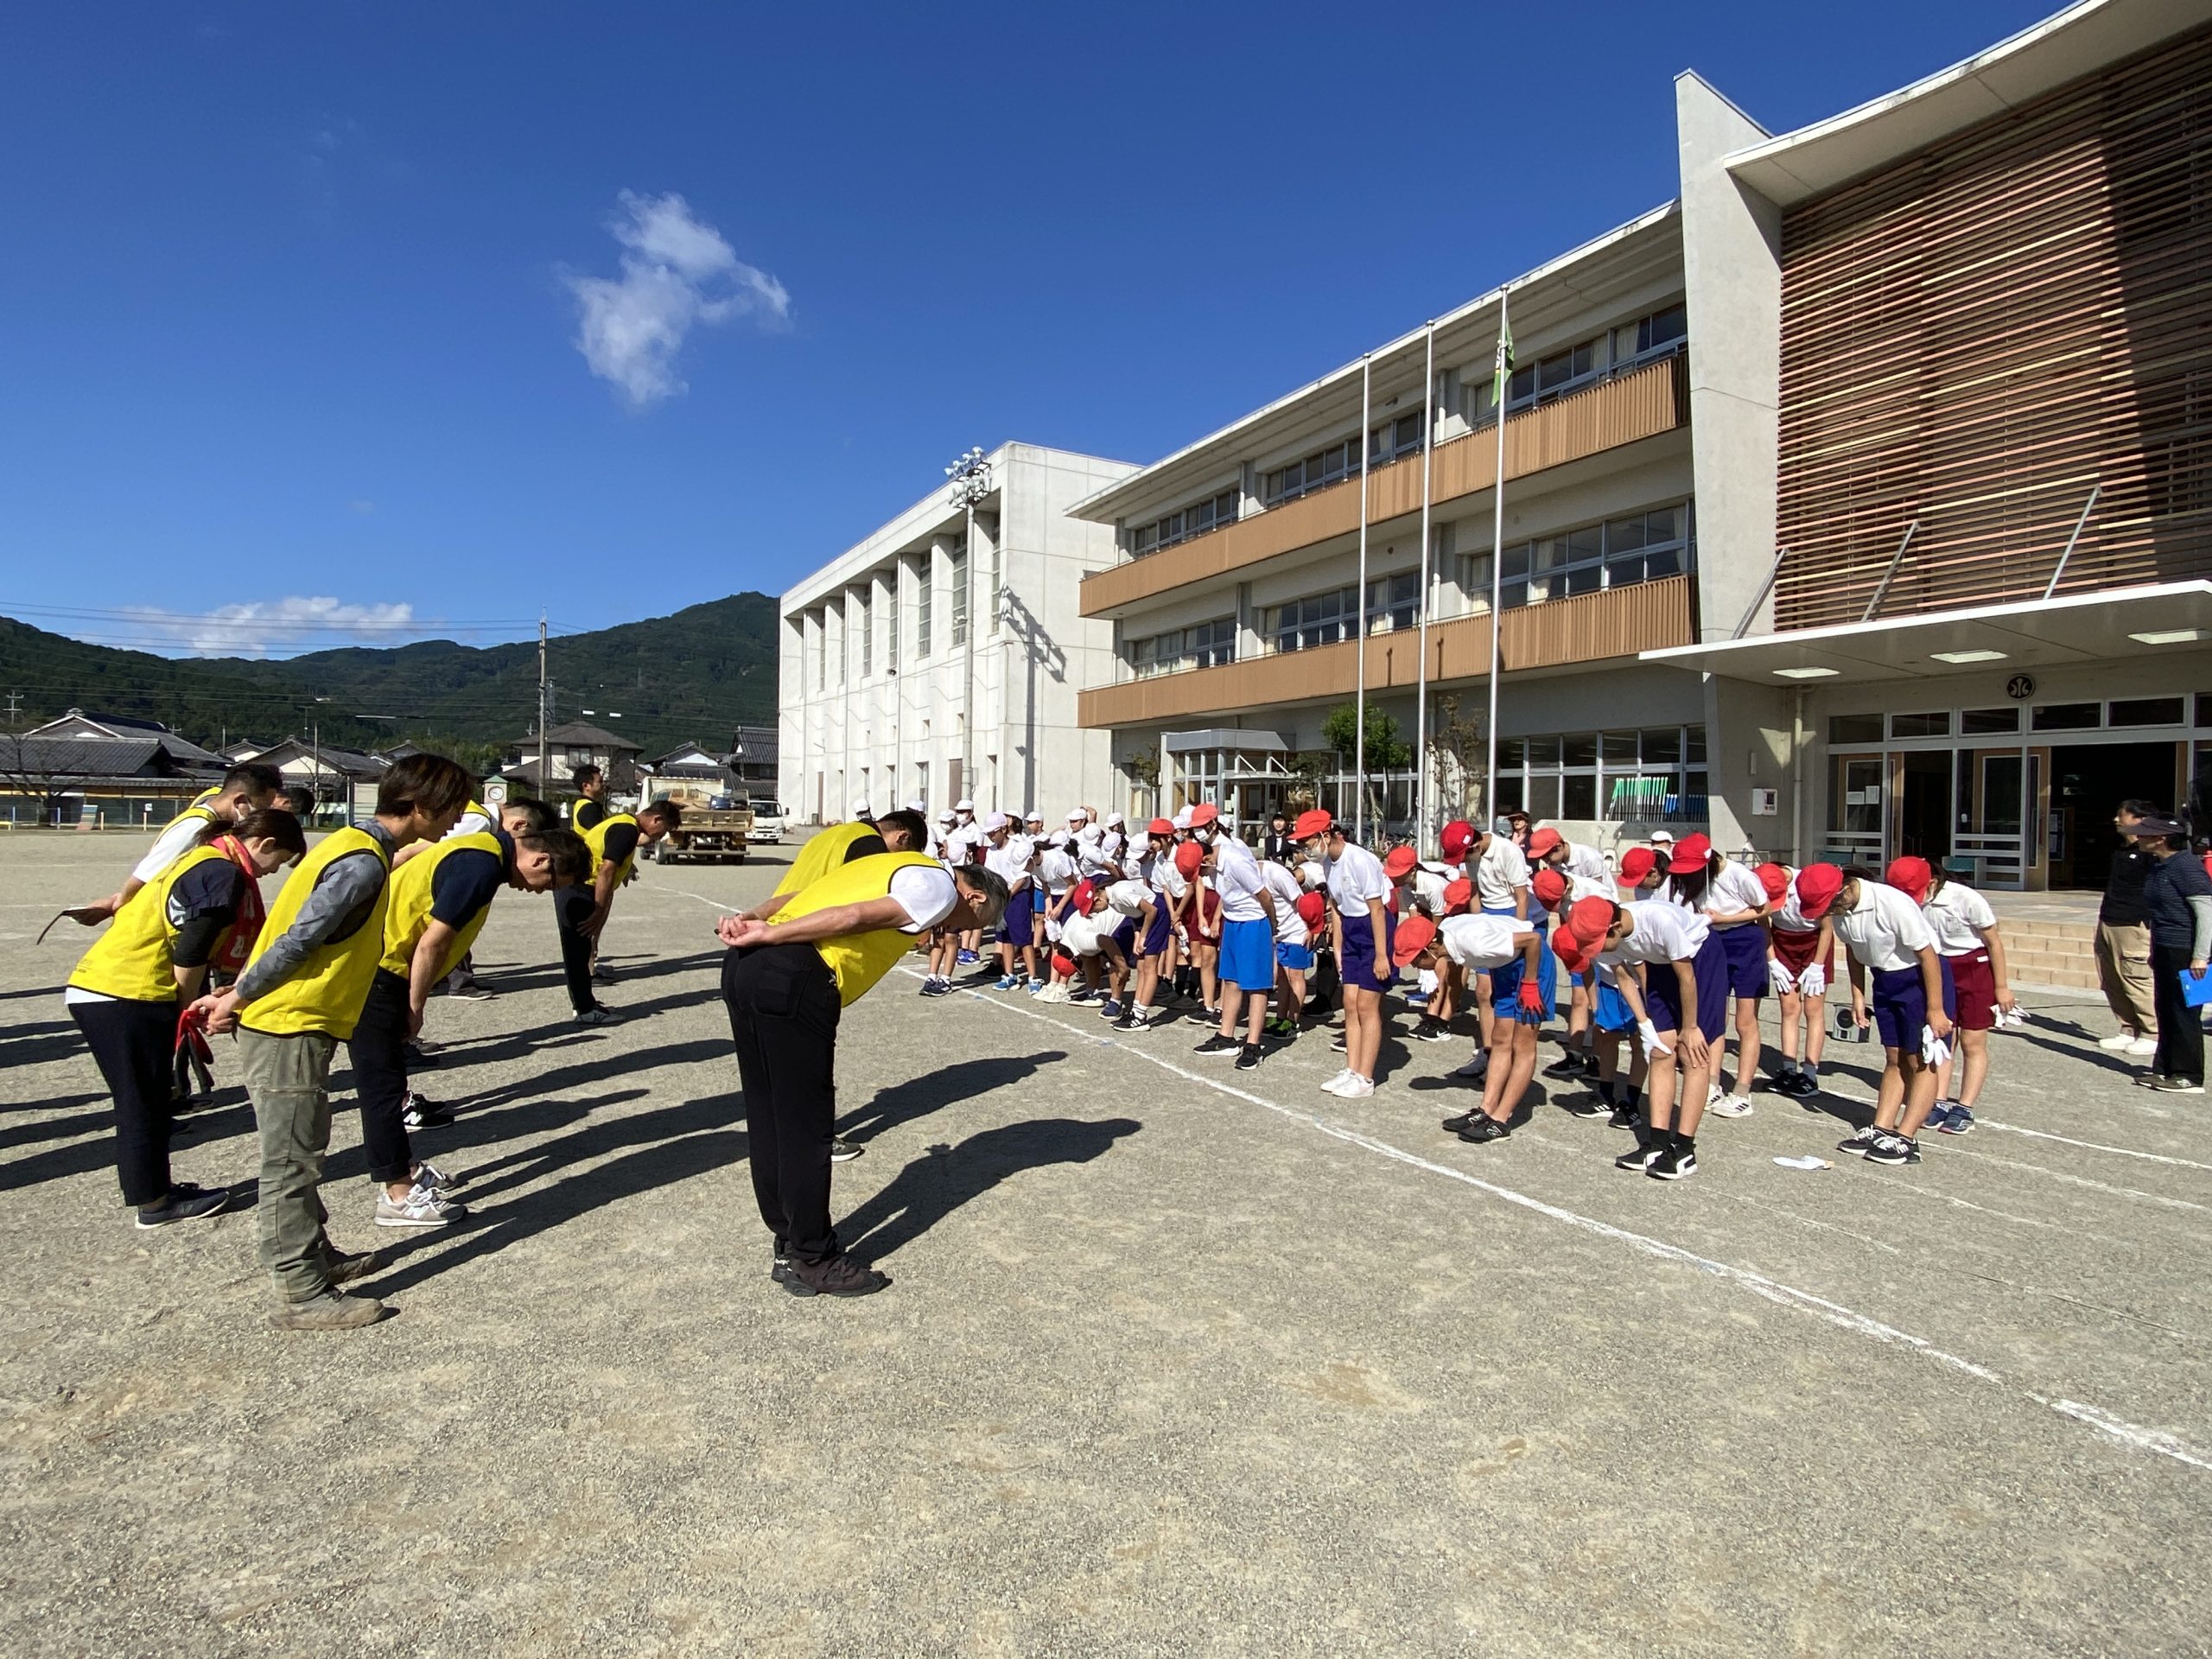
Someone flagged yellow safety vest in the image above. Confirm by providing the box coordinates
[582,811,640,886]
[379,830,504,981]
[68,845,233,1003]
[238,826,392,1040]
[768,849,944,1007]
[776,821,881,899]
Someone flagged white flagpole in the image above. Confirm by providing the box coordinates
[1414,320,1436,842]
[1484,288,1510,830]
[1354,353,1371,842]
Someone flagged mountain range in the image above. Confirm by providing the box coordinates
[0,593,780,762]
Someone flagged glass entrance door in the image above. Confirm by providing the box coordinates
[1825,754,1884,868]
[1954,749,2027,889]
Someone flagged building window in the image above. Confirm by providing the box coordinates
[1960,708,2019,735]
[1890,712,1950,738]
[1128,617,1238,678]
[1264,438,1360,507]
[1268,586,1358,653]
[1369,412,1424,467]
[1493,725,1709,823]
[1471,301,1687,425]
[860,588,874,678]
[2109,696,2186,727]
[988,535,1001,631]
[1481,502,1693,611]
[2031,702,2101,732]
[814,619,825,691]
[950,545,969,648]
[1829,713,1884,745]
[888,568,901,663]
[832,613,845,686]
[1367,571,1421,633]
[916,558,933,658]
[1130,488,1240,556]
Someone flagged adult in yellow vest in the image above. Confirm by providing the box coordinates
[715,851,1008,1298]
[570,763,611,832]
[348,823,590,1230]
[557,797,682,1025]
[77,762,283,924]
[727,806,930,926]
[66,809,306,1228]
[190,753,475,1332]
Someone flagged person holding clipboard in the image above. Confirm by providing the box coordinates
[2133,815,2212,1095]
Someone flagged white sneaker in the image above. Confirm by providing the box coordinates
[2126,1036,2159,1057]
[1707,1094,1755,1119]
[2098,1030,2139,1051]
[1706,1081,1727,1109]
[1320,1068,1355,1094]
[1337,1075,1376,1099]
[374,1182,466,1229]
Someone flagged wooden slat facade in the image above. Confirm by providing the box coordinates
[1076,575,1694,728]
[1775,27,2212,630]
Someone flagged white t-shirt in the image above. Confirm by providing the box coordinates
[1836,880,1936,973]
[888,865,959,932]
[1038,848,1077,897]
[133,810,211,883]
[1560,870,1613,906]
[1410,866,1452,919]
[1922,880,1996,957]
[1326,843,1391,916]
[1601,899,1711,968]
[1473,837,1531,911]
[984,840,1030,893]
[1262,861,1307,946]
[941,826,975,867]
[1555,842,1609,884]
[1705,860,1772,924]
[1438,913,1538,973]
[1061,911,1106,957]
[1103,879,1154,919]
[1152,855,1189,907]
[1772,870,1821,935]
[1210,838,1268,924]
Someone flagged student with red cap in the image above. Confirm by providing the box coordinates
[1615,846,1664,896]
[1661,833,1772,1119]
[1294,809,1392,1097]
[1192,810,1279,1071]
[1407,912,1547,1143]
[1531,852,1613,1086]
[1185,804,1228,1021]
[1103,868,1166,1027]
[1765,862,1837,1097]
[1556,889,1727,1181]
[1263,860,1319,1040]
[1828,866,1956,1165]
[1890,855,2013,1134]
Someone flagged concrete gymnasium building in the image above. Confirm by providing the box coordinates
[780,0,2210,892]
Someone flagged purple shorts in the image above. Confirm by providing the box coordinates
[1141,904,1173,959]
[1715,922,1768,1000]
[1112,917,1137,957]
[1872,959,1958,1050]
[1645,931,1730,1043]
[1340,911,1396,993]
[1004,887,1034,944]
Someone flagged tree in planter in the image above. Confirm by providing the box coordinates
[1424,692,1488,828]
[1124,744,1161,817]
[1320,703,1411,829]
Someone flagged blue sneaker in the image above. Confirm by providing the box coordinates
[1026,978,1046,994]
[957,950,979,966]
[995,973,1021,991]
[1922,1103,1958,1135]
[1936,1103,1974,1135]
[1099,999,1125,1020]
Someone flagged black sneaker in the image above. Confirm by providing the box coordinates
[782,1255,890,1298]
[1330,1032,1347,1052]
[1192,1033,1240,1058]
[1648,1141,1698,1181]
[830,1138,864,1163]
[1837,1125,1884,1155]
[1580,1052,1603,1077]
[401,1092,454,1130]
[919,976,951,997]
[1414,1017,1450,1044]
[1560,1092,1608,1120]
[1541,1054,1587,1079]
[1794,1072,1824,1098]
[1068,986,1097,1002]
[1863,1133,1920,1166]
[1615,1141,1666,1172]
[1111,1009,1137,1031]
[1607,1104,1641,1131]
[1440,1110,1483,1133]
[1234,1044,1262,1071]
[770,1244,791,1284]
[1455,1115,1511,1145]
[134,1183,228,1229]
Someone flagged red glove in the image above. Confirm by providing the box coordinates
[174,1004,213,1063]
[1516,980,1544,1023]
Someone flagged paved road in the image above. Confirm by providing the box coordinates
[1,833,2205,1655]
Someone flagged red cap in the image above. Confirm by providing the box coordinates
[1755,861,1789,903]
[1794,861,1844,918]
[1069,879,1096,915]
[1886,855,1934,901]
[1383,845,1418,880]
[1531,868,1567,911]
[1173,841,1204,878]
[1667,831,1712,874]
[1618,847,1657,885]
[1295,890,1326,931]
[1051,952,1076,977]
[1440,820,1476,860]
[1147,817,1173,837]
[1391,913,1437,967]
[1189,802,1219,828]
[1527,827,1563,858]
[1565,895,1618,947]
[1554,930,1589,976]
[1443,877,1474,914]
[1292,808,1334,841]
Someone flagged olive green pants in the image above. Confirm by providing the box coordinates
[238,1027,340,1302]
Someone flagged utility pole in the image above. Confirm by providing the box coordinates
[537,613,550,801]
[3,690,21,728]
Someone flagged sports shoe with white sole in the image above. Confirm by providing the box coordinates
[375,1183,467,1229]
[574,1007,621,1028]
[1319,1068,1355,1095]
[1707,1095,1754,1119]
[2126,1037,2159,1058]
[2097,1030,2139,1051]
[1336,1075,1376,1099]
[401,1092,454,1130]
[133,1183,229,1229]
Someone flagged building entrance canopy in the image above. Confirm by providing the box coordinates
[1640,582,2212,685]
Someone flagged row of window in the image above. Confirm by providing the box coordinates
[1829,694,2212,746]
[1130,489,1240,557]
[1476,302,1687,423]
[808,539,984,690]
[1127,618,1238,678]
[1456,503,1693,611]
[1495,725,1711,824]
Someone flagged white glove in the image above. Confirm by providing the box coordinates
[1768,958,1796,995]
[1920,1026,1952,1068]
[1995,1002,2028,1029]
[1799,963,1827,998]
[1637,1019,1673,1058]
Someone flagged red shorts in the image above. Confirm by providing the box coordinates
[1945,949,1997,1030]
[1196,888,1222,942]
[1771,926,1834,976]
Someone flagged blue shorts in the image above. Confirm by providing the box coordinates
[1871,959,1958,1051]
[1341,912,1395,992]
[1276,940,1314,974]
[1004,887,1034,943]
[1483,906,1555,1020]
[1716,922,1768,1000]
[1593,982,1637,1032]
[1141,905,1172,959]
[1112,918,1137,956]
[1645,931,1729,1043]
[1219,918,1274,992]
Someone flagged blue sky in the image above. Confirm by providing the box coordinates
[0,1,2052,658]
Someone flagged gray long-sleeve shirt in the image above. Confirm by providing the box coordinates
[232,821,397,1005]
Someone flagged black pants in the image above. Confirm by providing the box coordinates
[346,969,415,1185]
[553,886,599,1014]
[722,944,842,1262]
[70,997,176,1207]
[2152,943,2205,1084]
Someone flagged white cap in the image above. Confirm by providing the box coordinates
[1172,807,1193,830]
[936,808,955,823]
[1300,860,1325,889]
[1066,808,1085,823]
[1648,830,1675,846]
[849,800,872,819]
[983,811,1010,832]
[906,799,925,813]
[955,798,974,812]
[1025,810,1044,823]
[1105,811,1125,827]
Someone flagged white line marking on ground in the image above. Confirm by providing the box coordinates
[1937,1147,2210,1215]
[1974,1119,2212,1172]
[918,969,2210,1474]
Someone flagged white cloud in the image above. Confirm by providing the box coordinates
[119,596,420,658]
[565,191,790,407]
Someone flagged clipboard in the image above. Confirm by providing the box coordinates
[2180,969,2212,1009]
[35,906,108,944]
